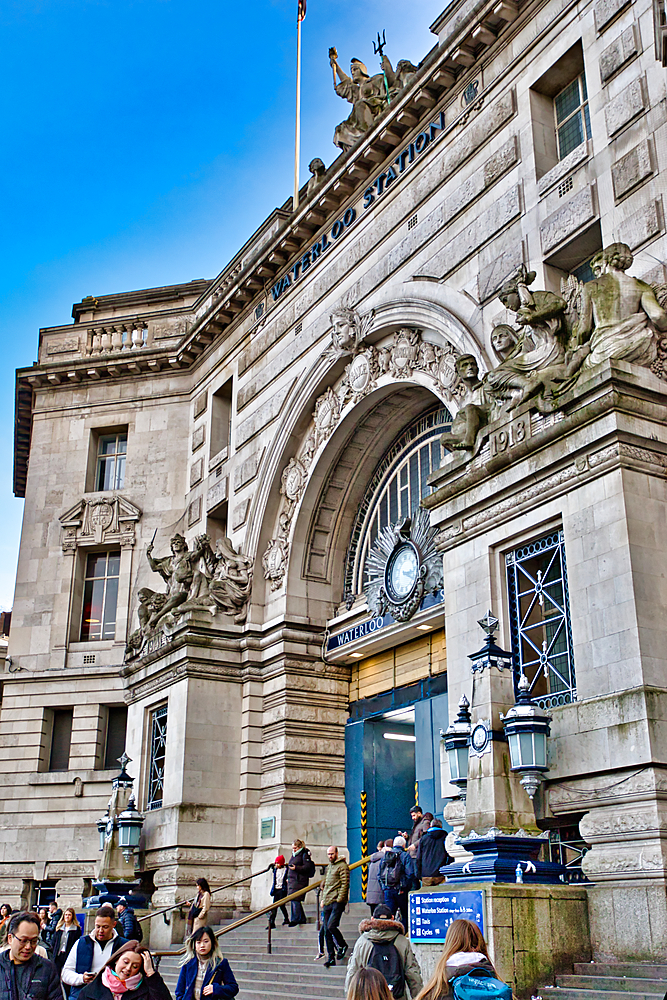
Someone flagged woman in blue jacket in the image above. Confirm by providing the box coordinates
[175,927,238,1000]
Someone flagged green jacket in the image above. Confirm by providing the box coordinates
[321,856,350,905]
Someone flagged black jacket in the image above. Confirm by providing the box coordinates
[116,909,141,942]
[52,925,82,968]
[175,957,238,1000]
[287,848,313,892]
[77,970,171,1000]
[416,827,450,877]
[0,951,62,1000]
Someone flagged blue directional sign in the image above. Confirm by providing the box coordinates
[409,889,485,941]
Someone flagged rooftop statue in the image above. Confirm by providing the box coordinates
[306,157,326,199]
[571,242,667,369]
[329,46,416,151]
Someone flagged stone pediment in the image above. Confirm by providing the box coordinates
[60,495,142,551]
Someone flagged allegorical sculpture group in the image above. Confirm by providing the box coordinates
[125,533,252,660]
[329,47,418,150]
[448,243,667,450]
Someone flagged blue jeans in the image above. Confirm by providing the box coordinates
[383,887,408,932]
[290,898,306,923]
[322,901,347,959]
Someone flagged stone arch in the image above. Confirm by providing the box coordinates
[247,293,485,618]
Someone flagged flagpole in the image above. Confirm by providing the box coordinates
[293,9,302,211]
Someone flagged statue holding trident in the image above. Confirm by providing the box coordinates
[329,45,393,149]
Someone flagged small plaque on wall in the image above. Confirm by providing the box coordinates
[260,817,276,839]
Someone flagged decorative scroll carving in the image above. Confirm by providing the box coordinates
[60,496,142,552]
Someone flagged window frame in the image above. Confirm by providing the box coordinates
[554,73,591,161]
[48,708,74,772]
[80,549,121,642]
[94,431,127,492]
[506,528,576,709]
[147,704,168,810]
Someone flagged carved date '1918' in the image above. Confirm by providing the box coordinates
[490,417,529,457]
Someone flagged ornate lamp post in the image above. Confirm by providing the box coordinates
[96,753,145,878]
[502,673,552,799]
[117,796,145,863]
[442,694,472,798]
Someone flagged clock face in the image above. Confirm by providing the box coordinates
[470,723,489,754]
[385,543,420,604]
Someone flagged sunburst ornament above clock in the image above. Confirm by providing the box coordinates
[364,508,443,622]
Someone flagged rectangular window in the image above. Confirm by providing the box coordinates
[554,74,591,160]
[49,709,73,771]
[104,706,128,770]
[148,704,168,810]
[506,529,576,708]
[95,432,127,491]
[80,551,120,641]
[210,379,233,462]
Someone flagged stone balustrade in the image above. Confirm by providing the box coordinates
[88,324,148,354]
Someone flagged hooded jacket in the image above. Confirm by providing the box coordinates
[366,851,386,906]
[0,950,62,1000]
[286,848,313,892]
[344,916,423,998]
[416,826,450,878]
[321,856,349,906]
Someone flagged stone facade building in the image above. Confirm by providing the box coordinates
[6,0,667,979]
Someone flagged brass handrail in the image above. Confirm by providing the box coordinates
[136,866,272,924]
[151,854,373,958]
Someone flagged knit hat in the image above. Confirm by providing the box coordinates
[275,855,285,865]
[393,836,406,848]
[374,904,393,919]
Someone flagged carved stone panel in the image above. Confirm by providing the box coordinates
[60,496,142,552]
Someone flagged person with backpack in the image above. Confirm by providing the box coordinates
[416,819,451,886]
[116,900,142,942]
[344,904,423,999]
[414,919,512,1000]
[287,839,315,925]
[366,841,391,916]
[378,836,411,932]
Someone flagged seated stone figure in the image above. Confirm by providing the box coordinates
[447,355,492,450]
[484,269,568,409]
[573,242,667,370]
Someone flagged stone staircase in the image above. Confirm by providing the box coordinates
[536,962,667,999]
[157,903,368,1000]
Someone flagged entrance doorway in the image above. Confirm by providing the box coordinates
[345,675,450,901]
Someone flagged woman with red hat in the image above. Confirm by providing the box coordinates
[267,855,290,929]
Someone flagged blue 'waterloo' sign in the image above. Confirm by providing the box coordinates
[326,590,444,653]
[271,110,446,303]
[409,890,485,941]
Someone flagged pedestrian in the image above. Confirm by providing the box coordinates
[321,845,349,969]
[116,900,142,942]
[38,908,51,956]
[46,902,62,946]
[188,879,212,937]
[0,911,61,1000]
[76,942,171,1000]
[175,926,238,1000]
[378,837,411,932]
[405,807,430,848]
[414,919,511,999]
[0,906,12,948]
[416,819,450,886]
[345,903,423,999]
[267,856,290,929]
[346,967,393,1000]
[287,839,314,926]
[52,907,82,980]
[62,905,129,1000]
[366,841,389,917]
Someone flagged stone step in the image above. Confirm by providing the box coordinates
[558,975,667,994]
[538,991,663,1000]
[235,970,349,989]
[573,963,667,981]
[232,992,343,1000]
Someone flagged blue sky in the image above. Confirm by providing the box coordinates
[0,0,445,610]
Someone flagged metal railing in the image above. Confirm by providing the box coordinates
[150,854,372,963]
[136,866,272,928]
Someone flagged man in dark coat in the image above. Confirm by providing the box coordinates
[116,900,141,941]
[416,818,450,885]
[45,902,62,949]
[0,911,62,1000]
[287,839,314,925]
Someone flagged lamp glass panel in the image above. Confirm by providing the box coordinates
[518,731,534,766]
[534,732,547,768]
[456,746,469,781]
[508,732,520,768]
[447,747,460,782]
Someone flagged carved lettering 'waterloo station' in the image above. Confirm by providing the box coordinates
[6,0,667,991]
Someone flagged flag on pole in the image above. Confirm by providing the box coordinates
[298,0,306,21]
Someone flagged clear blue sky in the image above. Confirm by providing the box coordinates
[0,0,445,610]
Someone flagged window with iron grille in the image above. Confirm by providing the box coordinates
[554,74,591,160]
[80,551,120,641]
[148,704,168,810]
[95,432,127,491]
[506,530,576,709]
